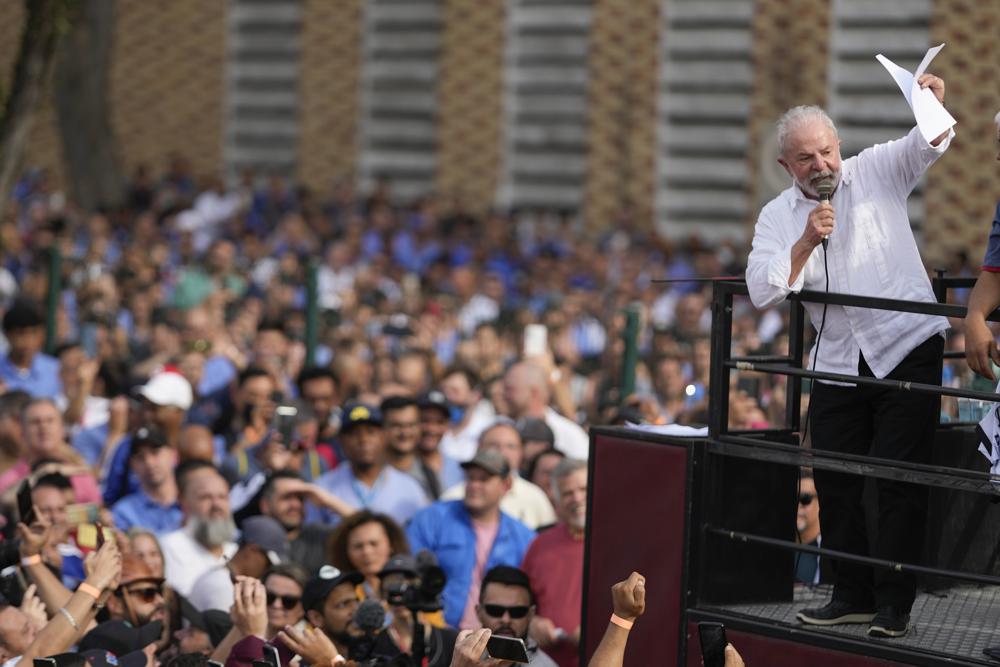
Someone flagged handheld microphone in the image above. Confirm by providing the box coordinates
[817,178,833,250]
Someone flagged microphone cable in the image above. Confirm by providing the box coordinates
[795,237,830,582]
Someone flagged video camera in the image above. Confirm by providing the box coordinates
[381,550,446,613]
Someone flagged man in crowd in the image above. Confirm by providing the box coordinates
[111,426,182,533]
[746,74,953,638]
[105,554,167,630]
[417,391,466,499]
[475,566,558,666]
[159,461,239,597]
[0,300,60,399]
[438,366,494,463]
[297,366,342,460]
[188,515,290,612]
[407,450,535,628]
[259,470,344,575]
[102,368,193,505]
[312,403,428,527]
[383,395,438,499]
[220,401,328,486]
[301,565,364,657]
[503,363,588,460]
[442,421,555,530]
[795,470,824,585]
[521,458,587,667]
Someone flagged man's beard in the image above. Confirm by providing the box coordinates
[190,515,237,548]
[797,169,840,198]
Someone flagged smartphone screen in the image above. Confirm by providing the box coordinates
[486,635,530,663]
[263,644,281,667]
[272,406,298,446]
[698,622,727,667]
[16,480,35,526]
[523,324,548,357]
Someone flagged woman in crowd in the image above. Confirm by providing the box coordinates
[328,510,410,599]
[262,562,308,639]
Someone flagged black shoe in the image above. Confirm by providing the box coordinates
[796,600,876,626]
[868,607,910,638]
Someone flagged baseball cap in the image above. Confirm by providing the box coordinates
[239,515,290,565]
[418,390,450,417]
[340,402,382,433]
[302,565,364,611]
[81,650,149,667]
[180,597,234,647]
[136,370,193,410]
[517,418,554,446]
[461,449,511,478]
[377,553,419,578]
[78,619,164,655]
[128,426,169,457]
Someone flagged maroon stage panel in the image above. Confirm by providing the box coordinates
[582,427,956,666]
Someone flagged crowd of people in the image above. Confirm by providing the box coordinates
[0,158,759,667]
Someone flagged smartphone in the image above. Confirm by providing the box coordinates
[486,635,530,664]
[263,644,281,667]
[252,661,271,667]
[523,324,548,357]
[95,520,106,549]
[16,480,35,526]
[272,405,298,446]
[65,503,100,526]
[33,659,57,667]
[207,662,224,667]
[698,621,727,667]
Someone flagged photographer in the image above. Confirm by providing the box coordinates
[370,554,457,666]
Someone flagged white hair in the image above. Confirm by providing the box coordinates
[776,105,838,155]
[550,457,587,501]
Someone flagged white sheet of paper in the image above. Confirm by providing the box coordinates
[875,43,957,144]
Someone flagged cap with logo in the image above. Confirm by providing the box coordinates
[302,565,364,611]
[339,402,382,433]
[377,553,419,578]
[417,390,450,418]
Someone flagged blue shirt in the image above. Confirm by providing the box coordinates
[112,488,183,534]
[312,463,430,528]
[102,434,140,506]
[407,500,536,627]
[72,423,107,467]
[982,201,1000,270]
[200,355,237,396]
[0,352,61,398]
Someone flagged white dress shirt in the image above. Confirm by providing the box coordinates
[746,127,952,381]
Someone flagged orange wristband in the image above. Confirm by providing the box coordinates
[610,614,634,630]
[78,583,102,601]
[20,555,41,567]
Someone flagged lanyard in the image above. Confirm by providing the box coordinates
[350,470,383,508]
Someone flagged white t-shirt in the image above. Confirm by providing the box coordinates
[160,526,237,598]
[544,407,589,460]
[188,565,235,612]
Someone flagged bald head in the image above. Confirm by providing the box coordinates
[502,362,550,419]
[178,424,215,463]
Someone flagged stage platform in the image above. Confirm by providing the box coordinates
[711,584,1000,664]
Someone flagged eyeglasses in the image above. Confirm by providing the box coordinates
[266,591,302,610]
[127,586,163,603]
[483,604,530,619]
[799,493,815,506]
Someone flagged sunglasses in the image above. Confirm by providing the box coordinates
[127,586,163,603]
[483,604,531,619]
[267,591,302,610]
[799,493,815,506]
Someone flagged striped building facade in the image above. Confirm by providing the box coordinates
[1,0,998,262]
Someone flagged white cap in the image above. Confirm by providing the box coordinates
[138,371,193,410]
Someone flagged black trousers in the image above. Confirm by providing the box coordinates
[810,334,943,612]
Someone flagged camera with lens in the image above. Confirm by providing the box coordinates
[381,551,446,613]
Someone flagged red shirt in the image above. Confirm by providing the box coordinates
[521,523,584,667]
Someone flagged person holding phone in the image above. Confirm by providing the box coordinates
[472,566,557,666]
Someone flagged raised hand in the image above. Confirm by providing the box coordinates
[611,572,646,621]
